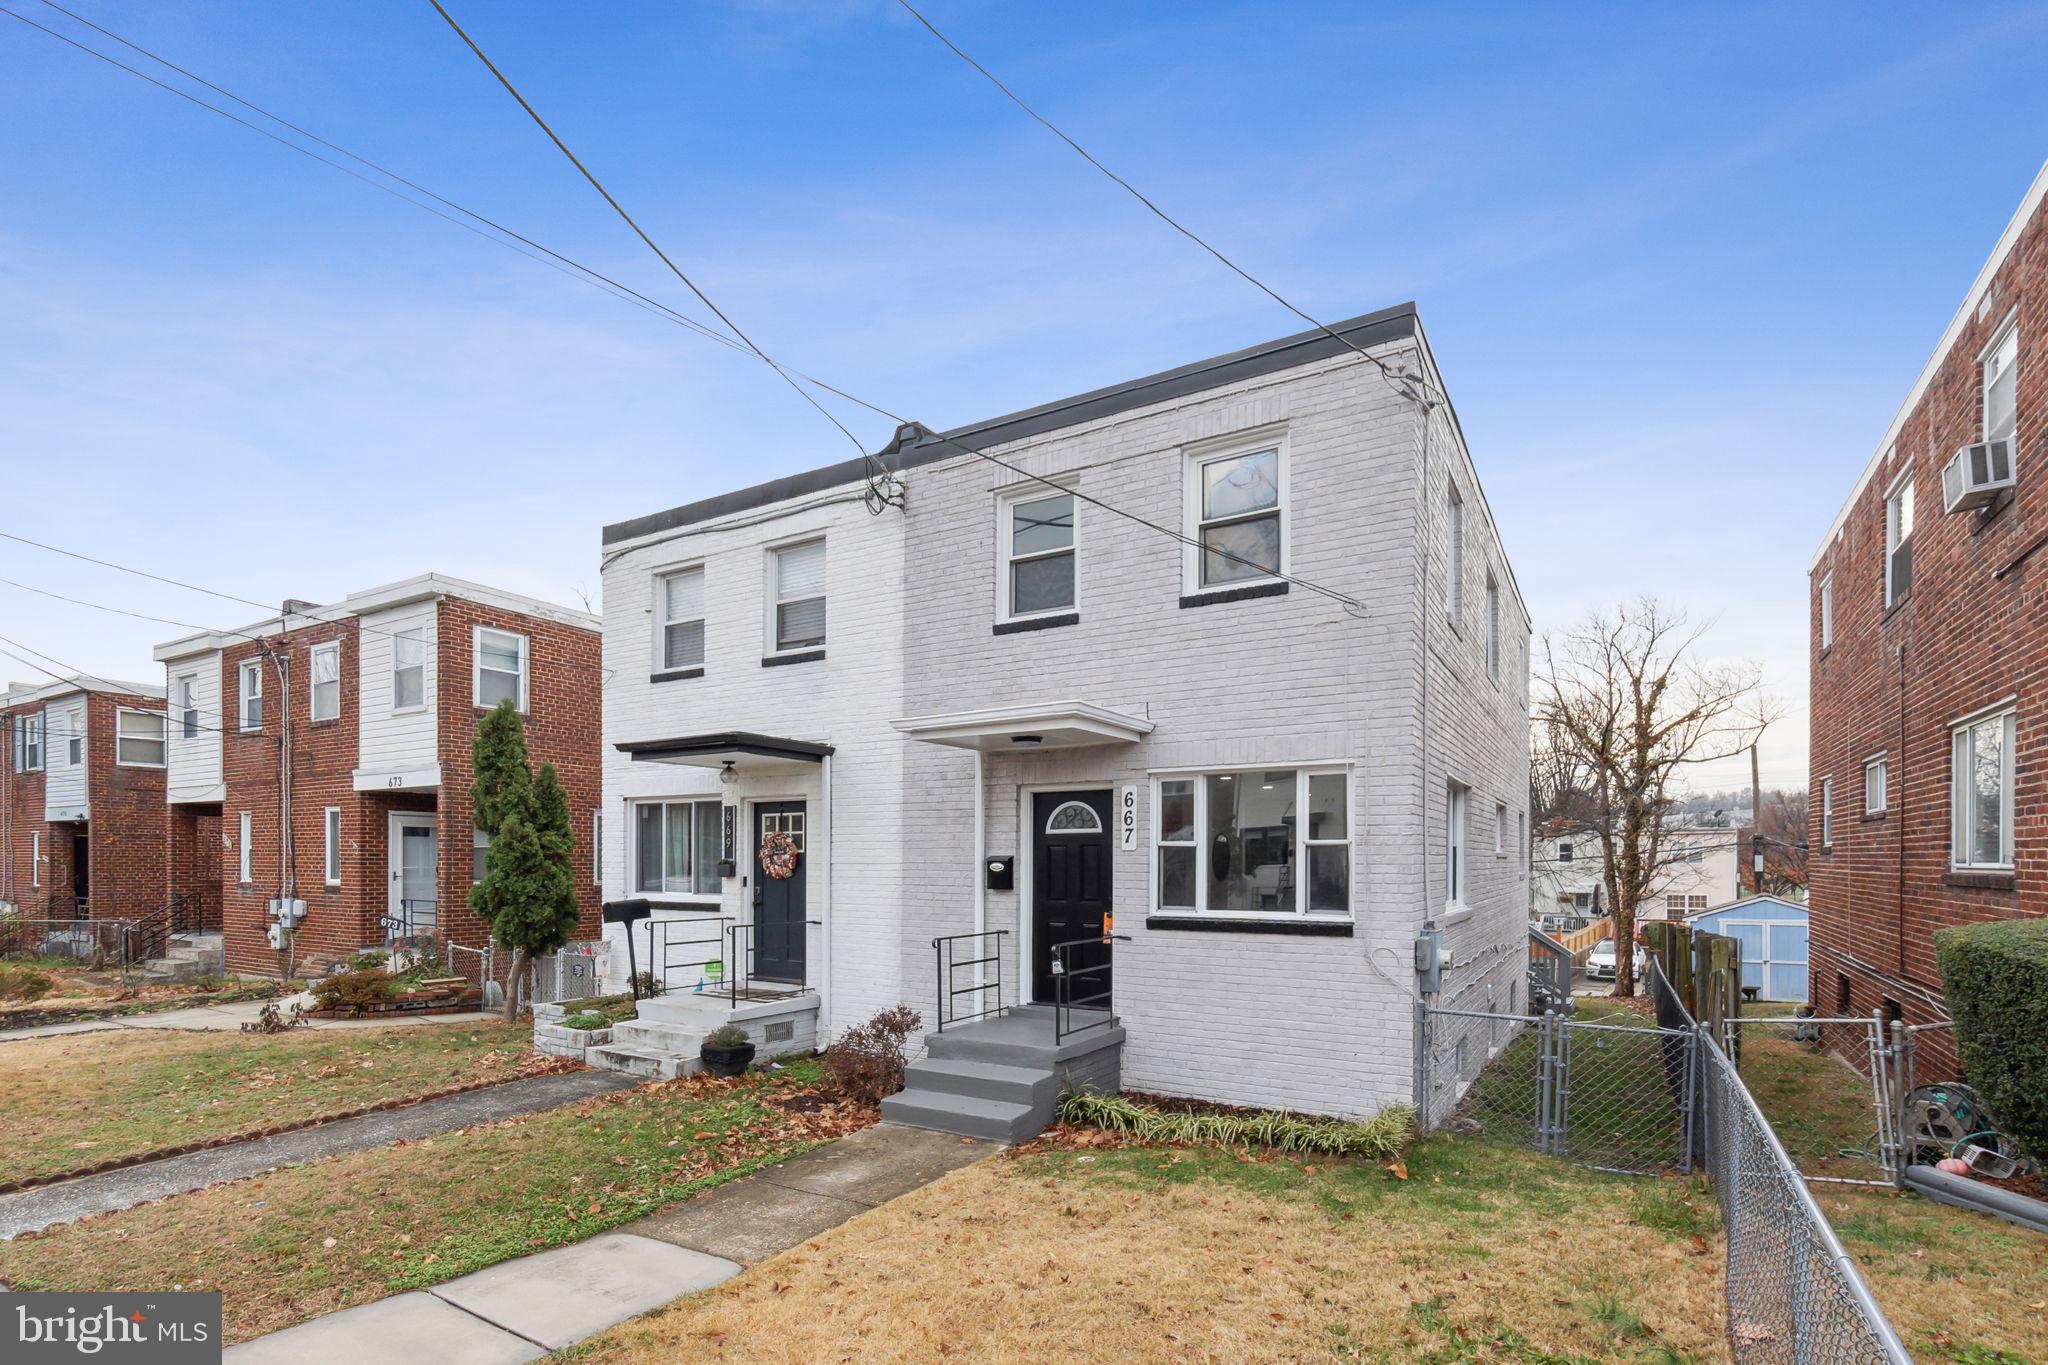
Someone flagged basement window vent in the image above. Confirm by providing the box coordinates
[763,1021,795,1044]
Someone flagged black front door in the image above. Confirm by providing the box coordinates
[1032,789,1113,1004]
[751,802,807,984]
[72,833,90,906]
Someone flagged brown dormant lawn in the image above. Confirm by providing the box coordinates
[556,1129,1729,1364]
[0,1020,537,1184]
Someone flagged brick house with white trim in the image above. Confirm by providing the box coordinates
[1808,157,2048,1074]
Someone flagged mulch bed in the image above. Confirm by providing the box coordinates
[0,1054,585,1195]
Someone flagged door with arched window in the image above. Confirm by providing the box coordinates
[1031,789,1113,1003]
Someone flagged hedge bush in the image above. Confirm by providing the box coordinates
[1934,916,2048,1162]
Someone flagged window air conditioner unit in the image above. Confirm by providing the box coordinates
[1941,438,2014,512]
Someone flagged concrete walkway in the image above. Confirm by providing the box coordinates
[223,1122,991,1364]
[1,997,500,1041]
[0,1068,634,1239]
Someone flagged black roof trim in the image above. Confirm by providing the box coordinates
[615,730,835,763]
[601,302,1418,545]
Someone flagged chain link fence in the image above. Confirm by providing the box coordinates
[1417,962,1910,1363]
[526,940,609,1008]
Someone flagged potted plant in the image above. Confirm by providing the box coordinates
[700,1022,755,1078]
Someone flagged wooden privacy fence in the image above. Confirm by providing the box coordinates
[1555,916,1613,960]
[1642,920,1743,1054]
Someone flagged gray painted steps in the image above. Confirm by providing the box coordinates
[879,1090,1039,1143]
[902,1057,1056,1108]
[880,1006,1124,1144]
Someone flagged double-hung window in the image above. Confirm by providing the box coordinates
[13,714,41,772]
[1189,446,1283,590]
[1154,767,1351,918]
[474,627,528,709]
[392,628,425,710]
[1864,755,1887,814]
[238,810,253,884]
[115,708,165,767]
[655,566,706,672]
[239,661,263,731]
[472,827,491,884]
[1984,321,2018,448]
[309,641,340,722]
[1821,778,1833,849]
[769,540,827,653]
[62,706,83,765]
[324,807,342,886]
[1446,484,1465,619]
[634,799,723,897]
[176,675,199,739]
[1819,573,1834,649]
[1884,472,1914,606]
[1001,488,1075,619]
[1951,707,2015,869]
[1494,801,1508,855]
[1557,840,1574,863]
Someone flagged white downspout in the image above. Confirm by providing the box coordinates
[972,748,986,989]
[819,751,833,1039]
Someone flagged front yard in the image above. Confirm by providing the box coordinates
[0,1020,540,1185]
[557,1128,1730,1364]
[0,1060,864,1343]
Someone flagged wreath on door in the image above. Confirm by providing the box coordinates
[759,830,800,880]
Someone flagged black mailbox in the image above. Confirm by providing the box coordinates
[985,855,1015,891]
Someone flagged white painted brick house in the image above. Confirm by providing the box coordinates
[596,304,1529,1129]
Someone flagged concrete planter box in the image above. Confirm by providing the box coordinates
[533,1021,613,1061]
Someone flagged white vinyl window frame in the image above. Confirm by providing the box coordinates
[1494,800,1508,856]
[1818,573,1834,650]
[309,640,341,723]
[1883,468,1914,607]
[14,713,42,773]
[391,627,426,713]
[114,707,167,768]
[1446,781,1470,914]
[175,673,200,740]
[1982,314,2019,448]
[473,625,530,711]
[30,832,40,888]
[1148,763,1353,920]
[238,660,263,732]
[1863,754,1887,814]
[1446,482,1466,621]
[766,537,828,655]
[61,704,83,766]
[995,480,1079,623]
[1949,705,2016,871]
[1181,431,1289,595]
[238,810,253,885]
[593,811,603,886]
[631,797,725,899]
[1820,777,1833,850]
[652,564,707,674]
[324,806,342,886]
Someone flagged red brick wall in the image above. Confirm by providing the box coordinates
[434,597,603,949]
[84,691,168,920]
[167,805,223,931]
[0,701,46,909]
[1809,183,2048,1078]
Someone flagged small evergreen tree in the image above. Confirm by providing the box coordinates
[467,701,578,1019]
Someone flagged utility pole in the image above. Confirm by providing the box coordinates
[1749,740,1762,895]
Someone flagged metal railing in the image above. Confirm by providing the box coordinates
[380,898,439,942]
[722,919,822,1002]
[1526,925,1572,1012]
[931,930,1007,1031]
[126,891,198,964]
[38,892,90,922]
[639,914,732,996]
[0,915,134,972]
[1050,932,1125,1042]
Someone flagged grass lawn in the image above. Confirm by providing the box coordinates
[0,1061,859,1344]
[556,1129,1730,1364]
[0,1021,537,1184]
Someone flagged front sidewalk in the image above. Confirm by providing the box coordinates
[223,1122,991,1363]
[0,997,499,1041]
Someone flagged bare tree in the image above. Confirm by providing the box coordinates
[1745,789,1809,897]
[1536,598,1768,996]
[1530,715,1597,832]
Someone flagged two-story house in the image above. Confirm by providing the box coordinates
[597,303,1531,1136]
[1809,157,2047,1075]
[1,675,168,924]
[154,575,603,978]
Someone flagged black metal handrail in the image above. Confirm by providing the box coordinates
[1051,932,1128,1042]
[380,898,439,942]
[724,920,823,1003]
[932,930,1008,1032]
[641,913,733,997]
[127,891,194,962]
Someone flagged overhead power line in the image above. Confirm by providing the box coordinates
[421,1,1378,615]
[892,0,1443,408]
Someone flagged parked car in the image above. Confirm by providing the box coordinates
[1585,938,1644,981]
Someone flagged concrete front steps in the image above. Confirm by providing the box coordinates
[138,931,225,984]
[587,990,821,1082]
[880,1004,1124,1144]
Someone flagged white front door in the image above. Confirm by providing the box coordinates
[388,813,438,936]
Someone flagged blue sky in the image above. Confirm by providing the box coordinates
[3,1,2046,791]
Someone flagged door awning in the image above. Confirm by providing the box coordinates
[891,700,1153,752]
[615,731,834,769]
